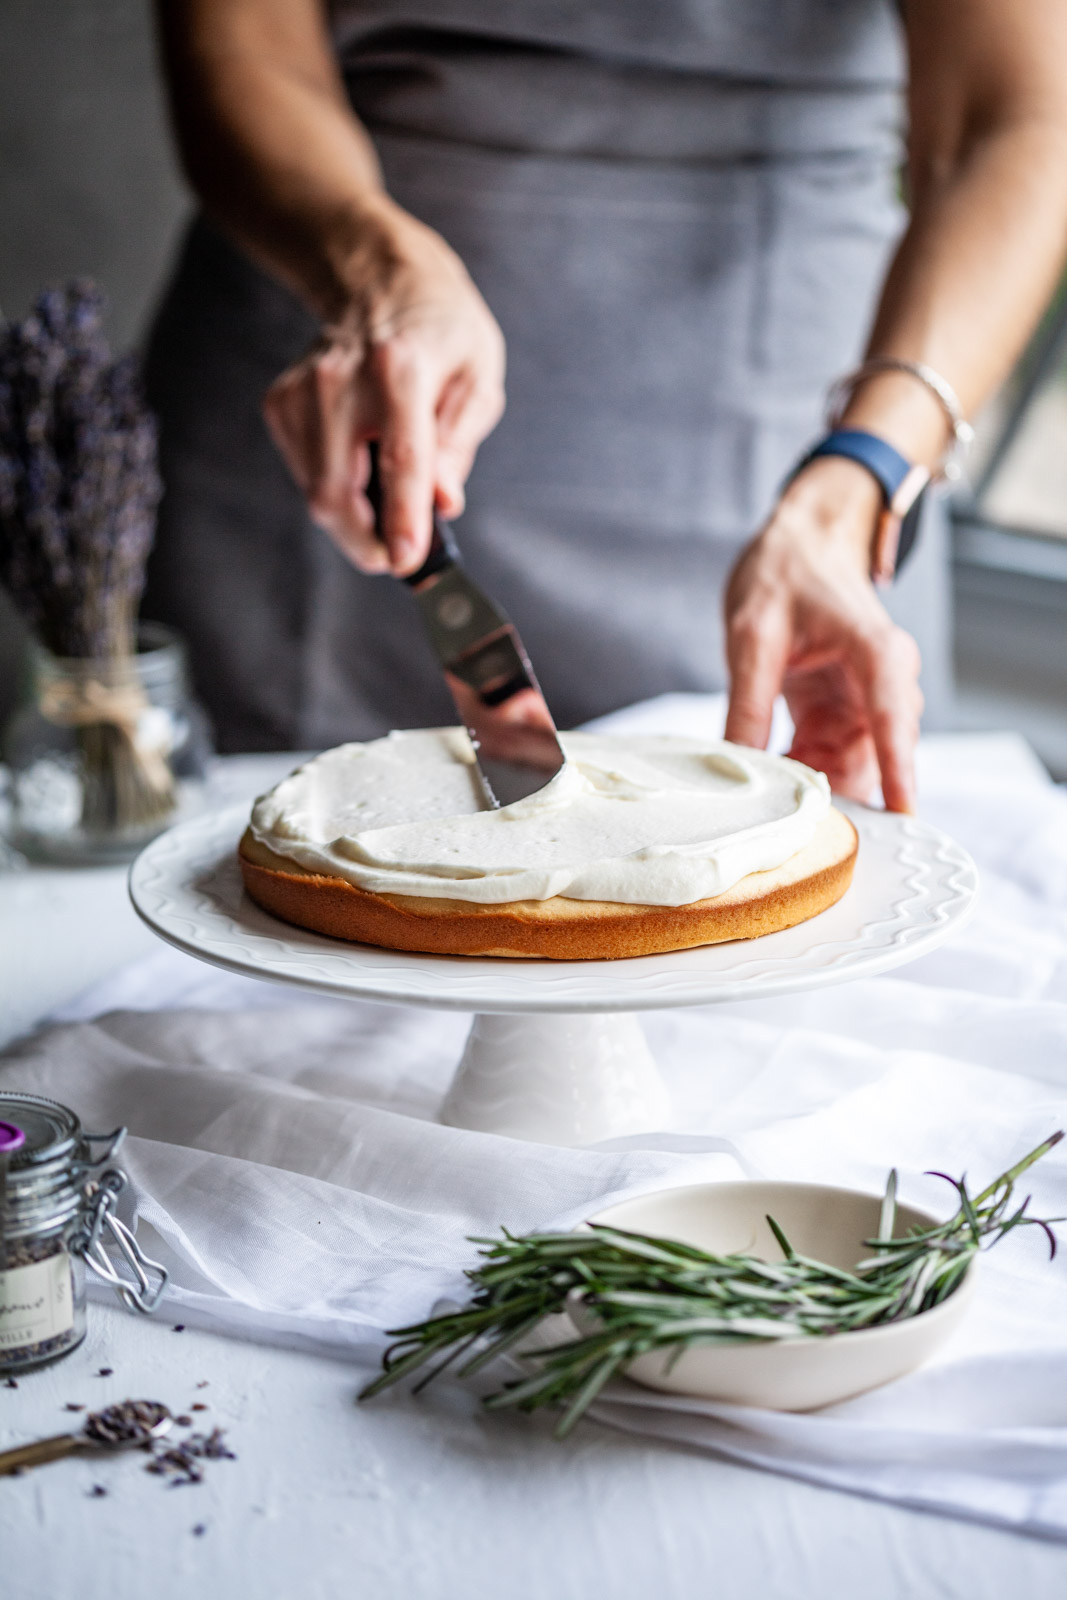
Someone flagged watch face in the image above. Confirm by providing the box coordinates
[890,463,931,518]
[895,495,925,573]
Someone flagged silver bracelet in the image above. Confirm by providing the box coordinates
[826,358,975,481]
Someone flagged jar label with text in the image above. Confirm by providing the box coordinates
[0,1252,74,1350]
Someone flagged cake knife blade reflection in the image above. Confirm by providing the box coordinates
[367,446,567,809]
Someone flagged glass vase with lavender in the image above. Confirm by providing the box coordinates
[0,283,209,863]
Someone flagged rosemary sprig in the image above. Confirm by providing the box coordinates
[360,1133,1063,1437]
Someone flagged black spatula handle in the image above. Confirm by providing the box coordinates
[365,442,460,586]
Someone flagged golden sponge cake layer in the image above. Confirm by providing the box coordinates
[238,807,858,961]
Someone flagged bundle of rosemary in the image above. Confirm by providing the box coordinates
[0,282,172,836]
[361,1133,1062,1437]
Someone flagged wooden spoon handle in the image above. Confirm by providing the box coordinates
[0,1432,85,1475]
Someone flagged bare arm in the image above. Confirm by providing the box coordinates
[155,0,505,571]
[725,0,1067,810]
[845,0,1067,456]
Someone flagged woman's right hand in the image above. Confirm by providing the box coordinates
[263,196,506,576]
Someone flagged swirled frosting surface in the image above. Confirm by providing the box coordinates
[249,729,830,907]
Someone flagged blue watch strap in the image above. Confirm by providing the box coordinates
[800,429,913,505]
[787,427,927,578]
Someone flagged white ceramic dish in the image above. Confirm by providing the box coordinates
[129,799,977,1014]
[128,800,978,1145]
[578,1181,974,1412]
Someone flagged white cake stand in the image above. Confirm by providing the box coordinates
[129,802,977,1147]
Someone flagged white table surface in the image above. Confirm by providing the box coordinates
[6,1300,1067,1600]
[0,757,295,1050]
[3,747,1067,1600]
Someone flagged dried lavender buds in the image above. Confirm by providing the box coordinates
[84,1399,171,1447]
[0,281,177,844]
[145,1427,236,1487]
[0,282,161,660]
[82,1399,237,1492]
[0,1236,82,1374]
[1,1093,167,1374]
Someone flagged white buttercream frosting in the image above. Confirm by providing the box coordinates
[249,729,831,908]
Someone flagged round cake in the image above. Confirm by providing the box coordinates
[238,729,858,960]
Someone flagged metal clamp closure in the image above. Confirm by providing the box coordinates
[72,1168,169,1315]
[78,1126,128,1172]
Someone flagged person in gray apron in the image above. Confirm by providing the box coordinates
[147,1,1067,814]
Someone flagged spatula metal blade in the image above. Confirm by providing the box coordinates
[366,444,566,808]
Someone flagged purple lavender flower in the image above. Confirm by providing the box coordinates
[0,281,162,657]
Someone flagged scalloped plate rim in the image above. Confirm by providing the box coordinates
[128,799,978,1014]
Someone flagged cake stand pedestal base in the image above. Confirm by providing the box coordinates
[440,1012,670,1147]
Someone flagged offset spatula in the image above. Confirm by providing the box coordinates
[366,444,566,808]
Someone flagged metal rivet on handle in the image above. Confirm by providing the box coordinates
[436,593,474,630]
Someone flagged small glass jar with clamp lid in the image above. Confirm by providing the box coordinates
[0,1091,168,1373]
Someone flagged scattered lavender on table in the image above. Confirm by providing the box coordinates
[0,282,174,833]
[146,1426,236,1487]
[88,1397,236,1490]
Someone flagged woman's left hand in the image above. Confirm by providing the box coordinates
[723,457,922,814]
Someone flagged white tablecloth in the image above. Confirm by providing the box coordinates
[3,696,1067,1596]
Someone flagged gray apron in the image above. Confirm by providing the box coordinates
[144,1,951,754]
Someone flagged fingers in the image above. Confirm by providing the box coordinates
[262,355,318,491]
[724,602,791,750]
[723,490,922,810]
[799,734,881,805]
[432,369,476,516]
[855,624,922,813]
[372,341,439,575]
[263,337,440,577]
[264,323,504,577]
[263,343,390,575]
[311,344,390,570]
[788,630,922,811]
[786,668,881,803]
[433,365,506,519]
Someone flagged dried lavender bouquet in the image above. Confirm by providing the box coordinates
[0,282,173,833]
